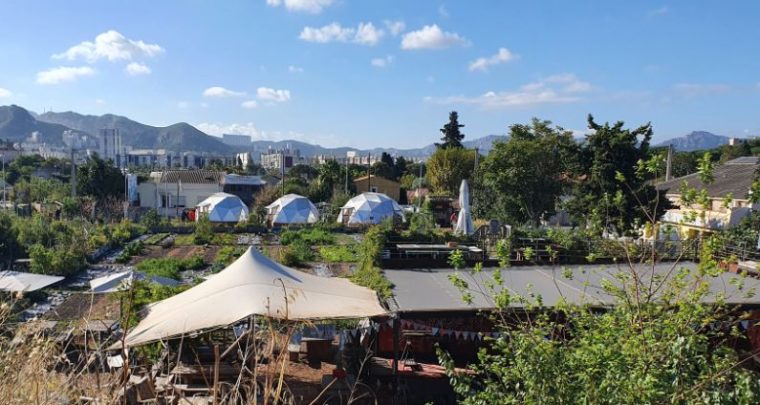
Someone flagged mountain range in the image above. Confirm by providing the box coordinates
[655,131,733,152]
[0,104,746,158]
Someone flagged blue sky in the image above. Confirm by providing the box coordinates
[0,0,758,148]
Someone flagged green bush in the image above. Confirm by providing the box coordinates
[318,245,358,263]
[193,216,213,245]
[280,227,335,246]
[136,255,206,280]
[350,225,392,298]
[116,240,144,264]
[279,240,315,267]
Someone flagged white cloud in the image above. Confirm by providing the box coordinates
[53,30,163,63]
[401,25,469,50]
[468,47,517,72]
[95,98,105,105]
[288,65,304,73]
[354,22,385,45]
[438,4,450,18]
[125,62,151,76]
[177,101,190,109]
[648,6,669,16]
[371,55,394,68]
[0,88,12,98]
[673,83,731,97]
[36,66,95,85]
[196,122,263,139]
[203,86,247,98]
[241,100,258,109]
[426,73,591,108]
[265,0,334,14]
[383,20,406,36]
[257,87,291,102]
[299,22,384,45]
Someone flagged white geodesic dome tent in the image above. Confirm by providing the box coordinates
[337,192,405,225]
[266,194,319,225]
[196,192,249,223]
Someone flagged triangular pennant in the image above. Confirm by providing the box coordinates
[431,327,439,336]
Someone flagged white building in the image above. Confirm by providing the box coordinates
[261,148,301,171]
[98,128,125,167]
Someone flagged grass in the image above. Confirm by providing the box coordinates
[280,227,335,246]
[174,232,237,246]
[318,245,358,263]
[136,255,206,280]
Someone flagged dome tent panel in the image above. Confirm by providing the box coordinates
[337,192,405,225]
[196,192,249,223]
[266,193,319,225]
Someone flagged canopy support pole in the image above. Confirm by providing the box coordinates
[392,316,399,404]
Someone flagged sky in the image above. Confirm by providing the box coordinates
[0,0,759,149]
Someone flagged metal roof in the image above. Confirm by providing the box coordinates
[384,262,760,313]
[151,170,225,184]
[657,157,759,200]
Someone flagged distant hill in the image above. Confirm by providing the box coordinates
[657,131,732,152]
[0,105,74,145]
[37,110,234,154]
[249,134,507,159]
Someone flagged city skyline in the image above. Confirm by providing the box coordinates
[1,0,759,148]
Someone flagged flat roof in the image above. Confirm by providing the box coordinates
[384,262,760,313]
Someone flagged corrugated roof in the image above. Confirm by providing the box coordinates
[154,170,225,184]
[657,157,759,200]
[223,174,266,186]
[385,262,760,313]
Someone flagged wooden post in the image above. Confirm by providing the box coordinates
[392,317,400,403]
[213,344,220,405]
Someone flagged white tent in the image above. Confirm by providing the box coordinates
[266,194,319,225]
[337,192,405,225]
[0,271,64,292]
[89,270,180,294]
[454,179,475,235]
[122,247,387,347]
[196,192,249,223]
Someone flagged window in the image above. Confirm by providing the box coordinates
[370,186,378,193]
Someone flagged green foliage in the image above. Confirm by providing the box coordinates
[115,240,144,264]
[351,225,393,298]
[437,111,465,149]
[28,243,86,276]
[136,255,205,280]
[318,244,358,263]
[76,154,125,201]
[279,239,314,267]
[140,208,161,229]
[565,115,674,236]
[426,147,478,195]
[193,215,213,245]
[407,212,437,236]
[280,227,335,246]
[447,249,465,270]
[477,118,575,225]
[215,245,245,267]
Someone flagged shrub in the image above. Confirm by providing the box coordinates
[280,227,335,246]
[115,240,144,264]
[279,240,314,267]
[318,245,358,263]
[136,255,206,280]
[193,216,213,245]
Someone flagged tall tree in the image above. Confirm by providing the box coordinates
[77,154,125,201]
[565,115,673,235]
[77,155,124,200]
[437,111,465,149]
[477,119,576,225]
[426,147,478,195]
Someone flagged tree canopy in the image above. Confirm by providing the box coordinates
[477,119,576,225]
[426,147,478,195]
[437,111,465,149]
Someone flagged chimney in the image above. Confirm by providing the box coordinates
[665,144,673,181]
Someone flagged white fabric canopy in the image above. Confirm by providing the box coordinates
[0,271,63,292]
[89,270,180,294]
[266,194,319,224]
[337,192,405,225]
[196,192,249,223]
[122,247,387,347]
[455,179,475,235]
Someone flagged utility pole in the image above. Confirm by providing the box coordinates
[344,158,348,195]
[280,152,286,197]
[70,148,77,198]
[665,144,673,181]
[1,153,5,205]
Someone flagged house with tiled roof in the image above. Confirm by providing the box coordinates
[137,170,265,217]
[656,157,759,238]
